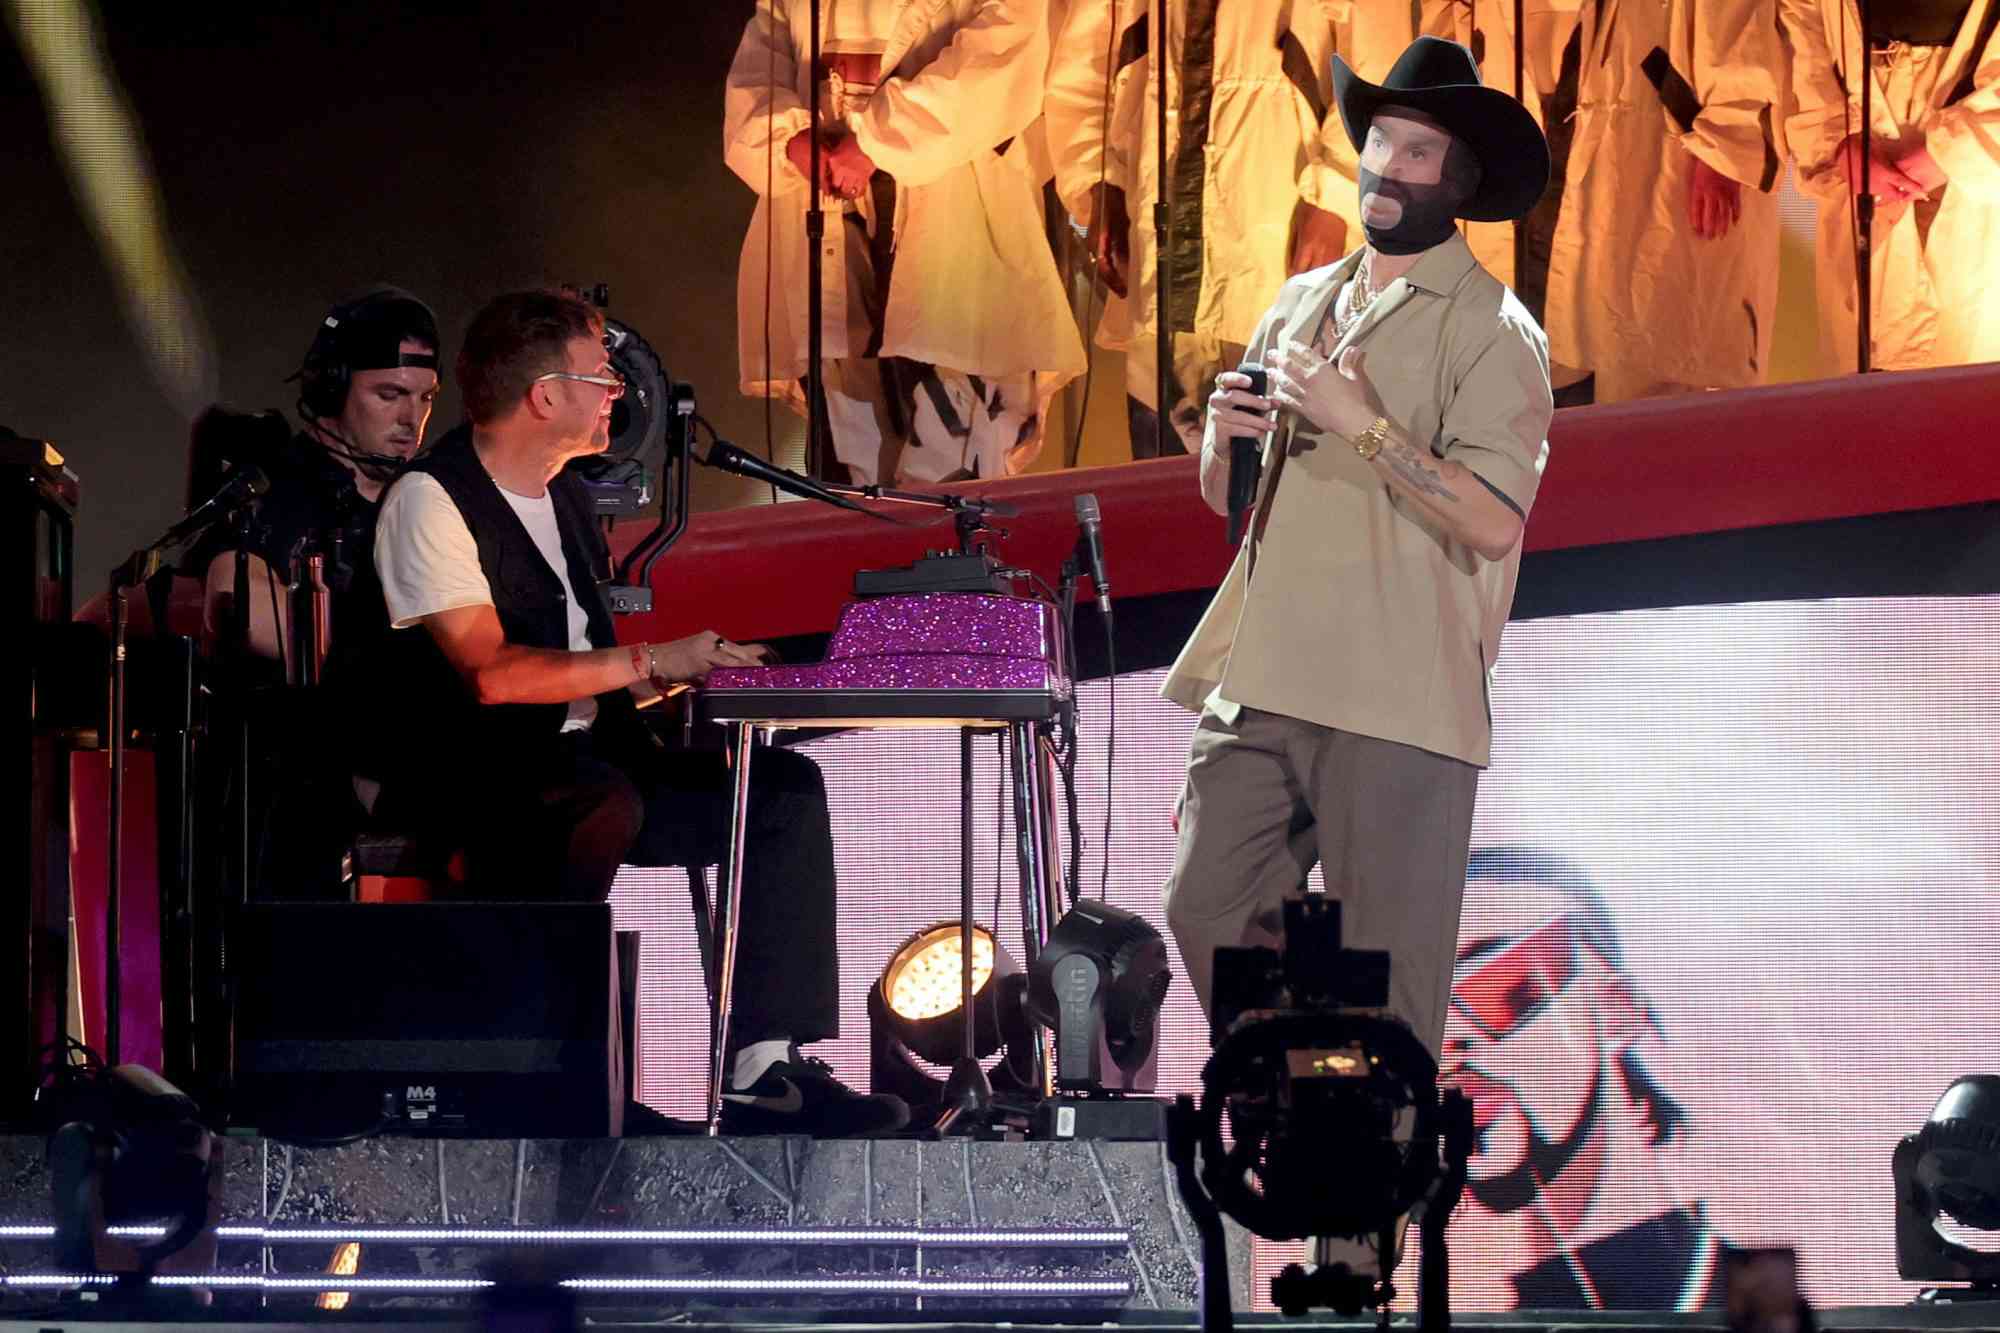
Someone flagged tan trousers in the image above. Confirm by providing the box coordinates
[1163,704,1480,1060]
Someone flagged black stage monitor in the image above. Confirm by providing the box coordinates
[232,902,623,1139]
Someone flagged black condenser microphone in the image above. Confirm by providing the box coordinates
[700,438,864,511]
[1074,492,1111,620]
[160,464,270,548]
[1226,362,1268,546]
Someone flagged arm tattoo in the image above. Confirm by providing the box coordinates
[1381,440,1460,503]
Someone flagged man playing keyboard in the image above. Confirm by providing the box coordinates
[370,289,907,1137]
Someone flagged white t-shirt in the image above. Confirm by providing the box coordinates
[376,471,597,731]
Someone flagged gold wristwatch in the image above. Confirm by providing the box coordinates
[1351,415,1391,461]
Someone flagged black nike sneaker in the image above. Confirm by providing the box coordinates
[720,1050,910,1137]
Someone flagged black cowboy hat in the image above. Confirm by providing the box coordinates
[1332,36,1551,223]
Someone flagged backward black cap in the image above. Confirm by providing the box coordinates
[320,286,442,373]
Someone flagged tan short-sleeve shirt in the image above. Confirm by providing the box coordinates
[1161,233,1553,768]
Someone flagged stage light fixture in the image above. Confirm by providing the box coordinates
[885,925,1000,1045]
[867,922,1033,1113]
[47,1065,216,1277]
[1894,1074,2000,1295]
[1025,900,1172,1094]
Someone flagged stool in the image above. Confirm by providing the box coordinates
[348,830,463,903]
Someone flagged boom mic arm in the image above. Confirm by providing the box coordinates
[160,463,270,550]
[697,438,879,516]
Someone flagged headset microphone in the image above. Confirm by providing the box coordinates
[316,432,418,475]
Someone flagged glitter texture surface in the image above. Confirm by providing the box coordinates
[708,593,1068,693]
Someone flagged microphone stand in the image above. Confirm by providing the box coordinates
[104,561,140,1067]
[1154,0,1172,459]
[806,1,828,477]
[817,480,1010,555]
[229,519,254,917]
[1514,0,1528,291]
[101,497,261,1066]
[1857,0,1874,373]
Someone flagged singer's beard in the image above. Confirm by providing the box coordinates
[1356,166,1463,255]
[1465,1069,1603,1215]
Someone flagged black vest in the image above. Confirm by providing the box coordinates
[386,429,640,780]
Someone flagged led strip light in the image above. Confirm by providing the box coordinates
[7,1224,1128,1247]
[565,1277,1133,1295]
[4,1273,1131,1298]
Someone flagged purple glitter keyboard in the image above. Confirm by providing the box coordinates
[702,593,1072,725]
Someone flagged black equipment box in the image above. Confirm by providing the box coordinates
[1032,1094,1168,1141]
[231,902,623,1138]
[854,552,1013,597]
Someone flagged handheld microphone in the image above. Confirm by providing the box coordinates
[1074,492,1112,620]
[160,464,270,549]
[1226,362,1268,547]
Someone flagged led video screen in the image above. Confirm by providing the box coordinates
[611,593,2000,1310]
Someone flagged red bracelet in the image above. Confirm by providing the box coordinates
[630,644,648,681]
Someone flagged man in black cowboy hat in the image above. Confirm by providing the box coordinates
[1158,33,1554,1285]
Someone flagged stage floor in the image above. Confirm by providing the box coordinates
[2,1135,1991,1329]
[3,1310,2000,1333]
[0,1132,1225,1313]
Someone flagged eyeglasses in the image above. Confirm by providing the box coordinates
[535,369,625,396]
[1450,914,1581,1041]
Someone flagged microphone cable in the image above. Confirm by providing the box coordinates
[1100,623,1115,903]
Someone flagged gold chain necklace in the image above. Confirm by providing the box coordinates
[1333,250,1382,341]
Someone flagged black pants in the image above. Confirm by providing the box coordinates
[444,732,841,1046]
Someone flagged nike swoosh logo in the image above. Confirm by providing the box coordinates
[721,1078,805,1114]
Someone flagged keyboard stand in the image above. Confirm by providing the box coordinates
[697,697,1066,1137]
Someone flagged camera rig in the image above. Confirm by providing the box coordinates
[1167,897,1474,1332]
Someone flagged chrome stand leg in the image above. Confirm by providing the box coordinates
[708,723,756,1135]
[1008,721,1054,1094]
[938,727,993,1131]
